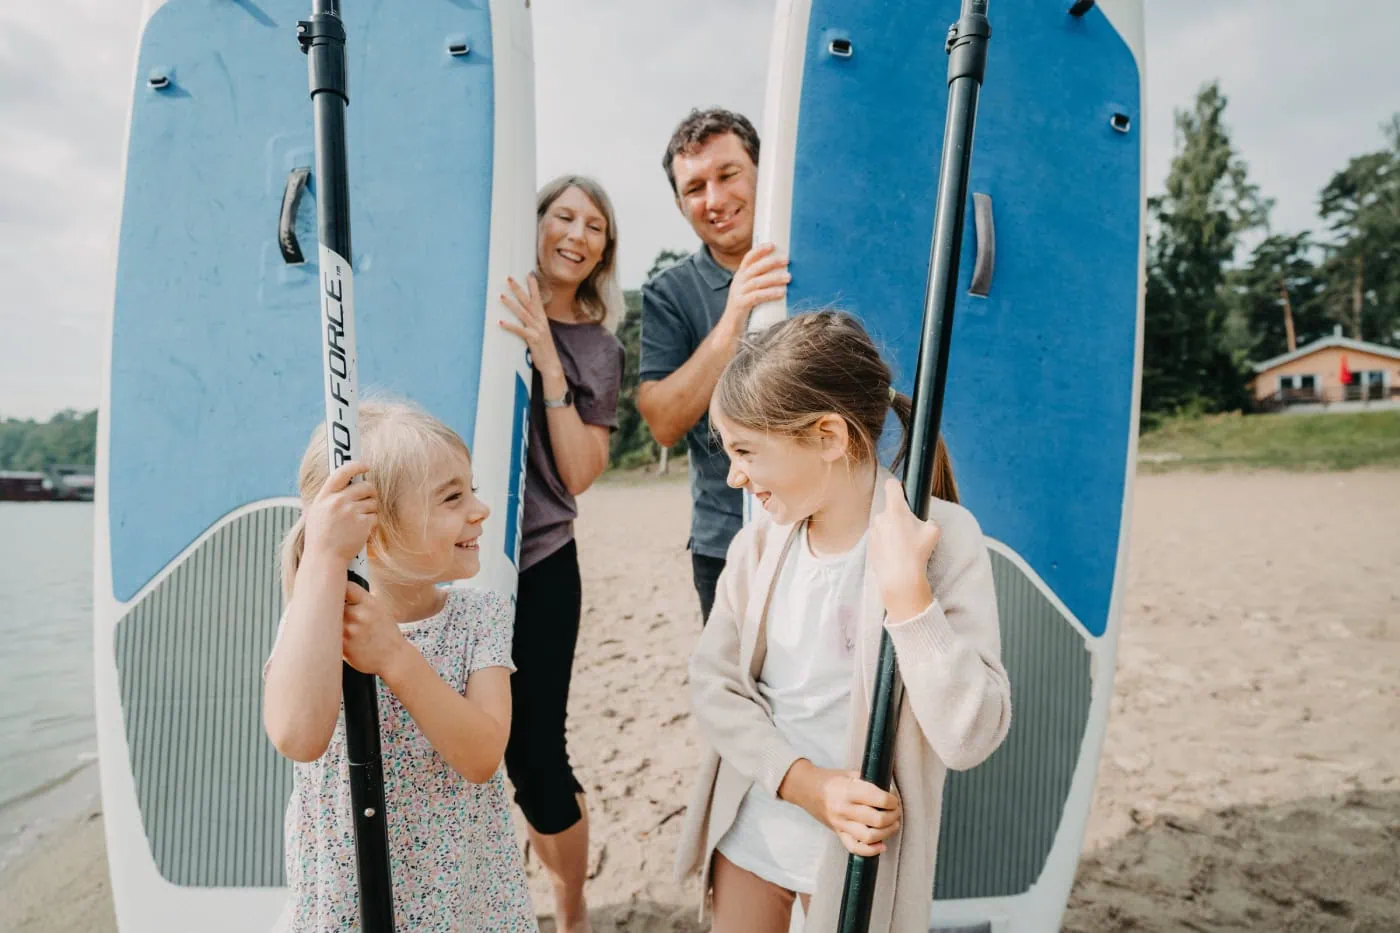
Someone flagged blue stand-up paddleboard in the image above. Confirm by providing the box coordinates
[754,1,1144,929]
[93,2,535,928]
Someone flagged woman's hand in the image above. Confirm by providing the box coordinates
[869,477,940,622]
[303,461,377,564]
[499,273,565,392]
[341,581,411,678]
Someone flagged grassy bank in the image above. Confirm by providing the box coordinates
[603,410,1400,479]
[1139,410,1400,472]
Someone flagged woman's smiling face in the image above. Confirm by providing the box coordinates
[536,185,608,290]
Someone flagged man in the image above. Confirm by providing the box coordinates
[638,108,790,622]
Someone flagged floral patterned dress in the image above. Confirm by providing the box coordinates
[272,588,537,932]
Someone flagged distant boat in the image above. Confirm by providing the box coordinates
[48,465,96,502]
[0,466,94,502]
[0,471,55,502]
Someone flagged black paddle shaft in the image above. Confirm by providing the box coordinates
[835,2,990,930]
[298,4,396,930]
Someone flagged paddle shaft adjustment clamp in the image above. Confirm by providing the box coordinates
[945,1,990,85]
[298,10,349,104]
[300,0,353,278]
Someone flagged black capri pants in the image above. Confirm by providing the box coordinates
[504,539,585,835]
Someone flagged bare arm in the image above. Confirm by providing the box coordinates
[335,583,514,783]
[263,462,377,763]
[638,244,789,448]
[637,315,745,448]
[381,654,512,784]
[263,550,350,761]
[539,366,612,496]
[500,275,617,495]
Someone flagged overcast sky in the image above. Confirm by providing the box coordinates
[2,0,1398,420]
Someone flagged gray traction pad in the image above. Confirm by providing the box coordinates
[933,548,1093,900]
[114,506,297,887]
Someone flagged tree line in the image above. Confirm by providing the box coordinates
[0,410,98,472]
[1143,83,1399,422]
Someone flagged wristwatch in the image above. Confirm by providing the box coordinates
[543,386,574,409]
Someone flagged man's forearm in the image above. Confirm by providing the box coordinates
[639,317,743,447]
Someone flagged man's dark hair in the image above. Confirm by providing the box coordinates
[662,108,761,195]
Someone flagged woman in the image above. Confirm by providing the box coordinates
[497,175,625,933]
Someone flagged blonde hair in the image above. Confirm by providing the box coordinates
[280,398,473,600]
[536,175,623,333]
[715,310,958,502]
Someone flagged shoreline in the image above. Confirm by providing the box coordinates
[0,757,101,876]
[0,760,115,933]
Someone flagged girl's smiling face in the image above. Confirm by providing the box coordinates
[381,448,490,583]
[711,405,851,526]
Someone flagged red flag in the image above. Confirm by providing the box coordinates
[1339,354,1352,385]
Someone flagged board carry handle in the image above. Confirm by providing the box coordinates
[279,166,312,264]
[969,191,994,296]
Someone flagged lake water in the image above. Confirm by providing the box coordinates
[0,502,98,864]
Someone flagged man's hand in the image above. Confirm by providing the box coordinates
[720,243,790,334]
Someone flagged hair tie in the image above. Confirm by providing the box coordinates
[888,386,897,404]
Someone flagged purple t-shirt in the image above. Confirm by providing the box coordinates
[520,320,624,572]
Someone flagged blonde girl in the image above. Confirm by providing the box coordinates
[263,400,536,931]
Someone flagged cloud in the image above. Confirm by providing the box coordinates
[1144,0,1400,238]
[2,0,1397,419]
[0,1,139,421]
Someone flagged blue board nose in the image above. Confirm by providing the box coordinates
[108,0,497,603]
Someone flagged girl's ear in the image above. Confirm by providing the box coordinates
[365,527,385,562]
[814,413,851,462]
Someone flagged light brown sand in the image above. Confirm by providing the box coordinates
[3,469,1397,932]
[0,803,115,932]
[1062,470,1400,932]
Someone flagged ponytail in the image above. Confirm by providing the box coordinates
[890,391,915,477]
[888,390,959,505]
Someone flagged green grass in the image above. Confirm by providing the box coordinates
[1139,410,1400,472]
[602,413,1400,477]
